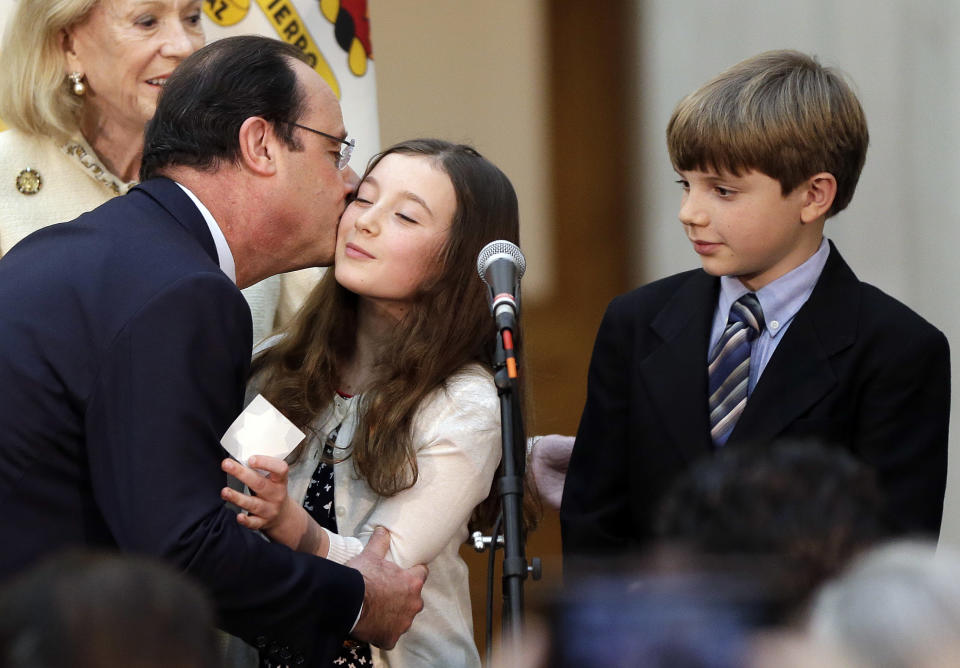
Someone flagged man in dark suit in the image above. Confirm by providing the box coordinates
[561,50,949,568]
[0,36,424,665]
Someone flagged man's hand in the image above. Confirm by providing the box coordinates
[530,434,575,510]
[347,527,427,649]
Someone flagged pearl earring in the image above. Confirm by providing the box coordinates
[68,72,85,96]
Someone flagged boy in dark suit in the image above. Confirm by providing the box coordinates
[561,50,950,567]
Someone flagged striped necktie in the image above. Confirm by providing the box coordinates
[708,293,765,445]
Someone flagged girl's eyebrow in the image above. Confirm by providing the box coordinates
[362,176,434,216]
[400,191,433,216]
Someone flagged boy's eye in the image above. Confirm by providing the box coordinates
[715,186,733,197]
[675,179,690,191]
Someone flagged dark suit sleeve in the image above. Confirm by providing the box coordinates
[84,272,363,665]
[561,296,635,564]
[853,320,950,535]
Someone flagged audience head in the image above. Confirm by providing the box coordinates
[808,540,960,668]
[542,571,780,668]
[0,549,219,668]
[655,440,887,607]
[538,442,888,666]
[666,49,868,217]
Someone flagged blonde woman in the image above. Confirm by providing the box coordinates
[0,0,312,342]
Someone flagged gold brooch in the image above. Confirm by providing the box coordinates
[15,168,42,195]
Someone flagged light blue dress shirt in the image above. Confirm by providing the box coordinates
[708,237,831,394]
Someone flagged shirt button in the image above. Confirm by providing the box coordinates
[769,320,780,330]
[336,506,346,516]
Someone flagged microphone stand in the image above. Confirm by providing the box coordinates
[474,241,540,664]
[492,323,528,652]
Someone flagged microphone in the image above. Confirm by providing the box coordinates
[476,240,526,332]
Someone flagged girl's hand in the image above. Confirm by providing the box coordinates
[221,455,295,531]
[221,455,330,557]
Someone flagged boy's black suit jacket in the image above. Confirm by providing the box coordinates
[0,178,363,666]
[561,241,950,559]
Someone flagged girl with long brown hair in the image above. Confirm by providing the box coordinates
[221,138,526,667]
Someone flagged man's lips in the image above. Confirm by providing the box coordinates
[345,242,375,259]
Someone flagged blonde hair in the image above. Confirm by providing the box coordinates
[667,50,869,218]
[0,0,98,140]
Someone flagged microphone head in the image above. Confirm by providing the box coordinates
[476,240,526,285]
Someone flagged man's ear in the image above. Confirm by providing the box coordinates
[800,172,837,223]
[237,117,278,177]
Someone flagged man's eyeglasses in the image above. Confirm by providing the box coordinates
[289,122,355,170]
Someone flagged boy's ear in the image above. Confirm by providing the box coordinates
[237,116,279,177]
[800,172,837,223]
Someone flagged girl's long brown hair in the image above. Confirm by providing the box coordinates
[251,139,538,530]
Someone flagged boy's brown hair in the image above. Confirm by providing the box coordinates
[667,50,868,218]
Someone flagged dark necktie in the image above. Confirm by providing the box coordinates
[708,293,765,445]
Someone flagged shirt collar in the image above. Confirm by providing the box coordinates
[717,237,830,338]
[174,182,236,285]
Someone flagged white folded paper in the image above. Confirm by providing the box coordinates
[220,394,305,466]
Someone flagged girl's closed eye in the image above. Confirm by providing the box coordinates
[353,182,376,205]
[351,190,373,205]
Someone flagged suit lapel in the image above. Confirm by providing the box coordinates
[640,271,718,462]
[730,241,859,445]
[133,178,219,266]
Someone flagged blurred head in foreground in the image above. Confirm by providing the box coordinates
[808,540,960,668]
[655,440,887,609]
[0,550,219,668]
